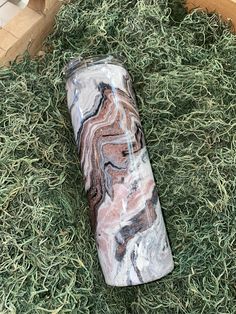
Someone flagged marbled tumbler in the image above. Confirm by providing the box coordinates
[65,56,174,286]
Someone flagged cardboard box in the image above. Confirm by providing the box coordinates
[0,2,21,27]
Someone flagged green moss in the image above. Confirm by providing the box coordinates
[0,0,235,313]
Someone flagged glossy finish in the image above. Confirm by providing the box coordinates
[65,56,174,286]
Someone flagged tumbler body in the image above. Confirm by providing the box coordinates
[65,56,174,286]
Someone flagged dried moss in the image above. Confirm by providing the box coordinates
[0,0,235,313]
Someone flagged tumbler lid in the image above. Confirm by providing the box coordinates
[64,55,124,79]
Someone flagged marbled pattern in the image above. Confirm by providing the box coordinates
[66,56,174,286]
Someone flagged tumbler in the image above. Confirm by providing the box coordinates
[65,55,174,286]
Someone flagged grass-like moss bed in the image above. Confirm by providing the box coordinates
[0,0,235,312]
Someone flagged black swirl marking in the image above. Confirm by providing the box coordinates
[115,188,158,262]
[78,82,144,229]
